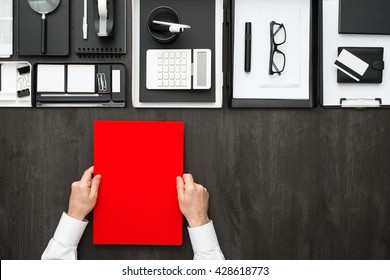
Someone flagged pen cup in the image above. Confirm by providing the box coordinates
[147,6,181,44]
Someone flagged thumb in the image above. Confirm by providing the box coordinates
[90,174,101,199]
[176,176,185,202]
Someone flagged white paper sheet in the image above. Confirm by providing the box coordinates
[0,0,13,58]
[0,64,16,99]
[258,3,300,88]
[233,0,311,100]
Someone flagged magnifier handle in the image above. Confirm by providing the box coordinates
[41,14,47,54]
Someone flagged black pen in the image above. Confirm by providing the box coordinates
[245,22,252,72]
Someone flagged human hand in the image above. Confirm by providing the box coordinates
[67,166,101,221]
[176,174,209,228]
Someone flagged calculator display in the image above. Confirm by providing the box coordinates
[197,52,207,87]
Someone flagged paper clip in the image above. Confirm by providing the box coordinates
[97,73,107,92]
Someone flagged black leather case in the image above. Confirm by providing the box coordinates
[337,47,384,84]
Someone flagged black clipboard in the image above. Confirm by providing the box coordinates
[227,0,317,108]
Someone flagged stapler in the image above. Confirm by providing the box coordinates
[94,0,114,37]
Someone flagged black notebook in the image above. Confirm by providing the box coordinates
[17,0,69,56]
[74,0,126,56]
[339,0,390,35]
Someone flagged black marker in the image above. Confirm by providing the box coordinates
[245,22,252,72]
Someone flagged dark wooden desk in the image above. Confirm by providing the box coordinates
[1,1,390,260]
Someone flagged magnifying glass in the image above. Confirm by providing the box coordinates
[27,0,61,54]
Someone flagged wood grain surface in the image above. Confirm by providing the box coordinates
[0,0,389,260]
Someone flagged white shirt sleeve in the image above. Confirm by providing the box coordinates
[42,215,224,260]
[188,221,225,260]
[41,213,88,260]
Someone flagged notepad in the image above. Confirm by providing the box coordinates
[93,121,184,245]
[67,65,95,93]
[37,64,65,92]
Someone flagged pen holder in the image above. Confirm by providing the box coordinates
[147,6,181,44]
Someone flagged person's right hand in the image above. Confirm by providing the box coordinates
[67,166,101,221]
[176,174,209,228]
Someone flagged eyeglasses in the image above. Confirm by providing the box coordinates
[269,21,286,75]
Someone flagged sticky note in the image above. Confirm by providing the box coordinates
[67,65,95,93]
[37,64,65,93]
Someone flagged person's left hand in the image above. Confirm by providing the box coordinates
[67,166,101,221]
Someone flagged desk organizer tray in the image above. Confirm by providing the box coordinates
[33,63,126,107]
[227,0,317,108]
[0,61,32,107]
[131,0,223,108]
[319,0,390,108]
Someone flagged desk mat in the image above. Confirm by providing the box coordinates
[139,0,216,103]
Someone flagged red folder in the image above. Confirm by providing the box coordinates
[93,121,184,245]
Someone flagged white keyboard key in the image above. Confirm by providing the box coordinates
[158,59,163,65]
[164,80,169,87]
[176,59,181,65]
[176,52,181,58]
[169,80,175,87]
[170,52,175,58]
[181,80,187,87]
[158,73,163,79]
[181,66,187,72]
[175,80,181,86]
[169,66,174,72]
[158,80,163,87]
[169,73,174,79]
[164,53,169,58]
[181,59,187,65]
[163,73,168,79]
[158,52,163,58]
[175,73,180,79]
[182,52,187,58]
[176,66,180,72]
[181,73,187,79]
[163,66,168,72]
[164,60,169,65]
[158,66,163,72]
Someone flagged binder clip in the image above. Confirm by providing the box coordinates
[94,0,114,37]
[17,66,31,99]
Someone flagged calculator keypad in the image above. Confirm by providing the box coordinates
[146,49,192,90]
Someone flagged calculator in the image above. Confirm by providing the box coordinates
[146,49,212,90]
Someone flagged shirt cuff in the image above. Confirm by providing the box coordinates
[188,220,219,253]
[53,212,88,248]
